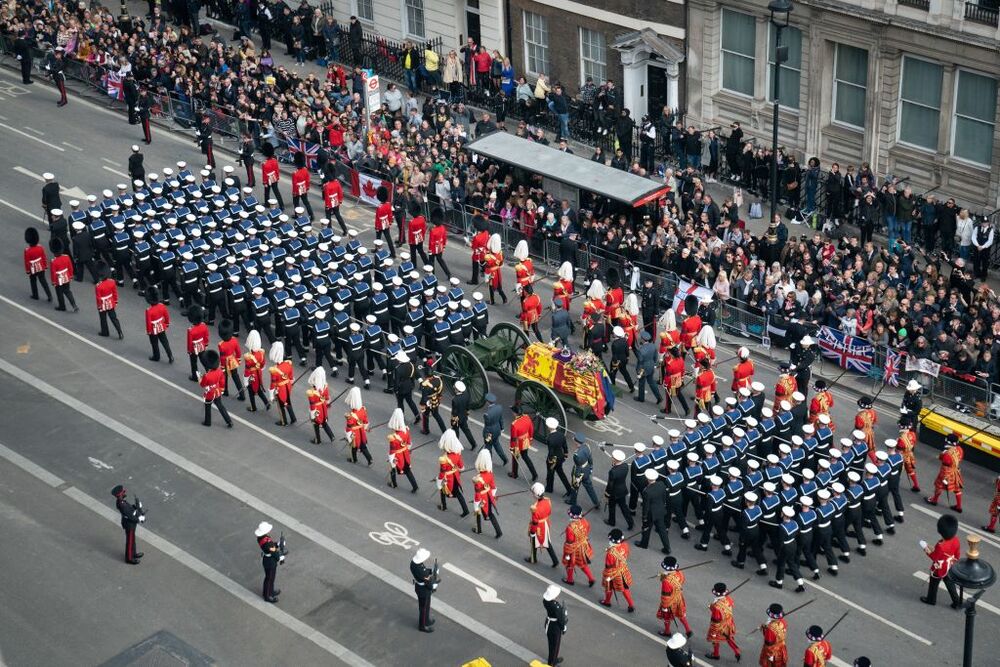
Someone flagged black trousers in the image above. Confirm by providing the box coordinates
[148,333,173,361]
[264,183,285,209]
[203,398,232,427]
[20,58,32,84]
[293,193,314,220]
[430,253,451,278]
[439,485,469,514]
[638,515,671,552]
[390,463,419,491]
[814,526,838,568]
[262,563,277,599]
[224,368,245,397]
[54,283,77,310]
[422,406,447,434]
[416,587,433,629]
[397,392,420,418]
[606,493,634,529]
[327,205,347,234]
[546,623,563,665]
[511,450,538,480]
[925,573,960,606]
[797,531,818,572]
[142,117,152,143]
[774,540,802,583]
[545,458,573,495]
[314,343,336,371]
[29,272,52,300]
[453,418,477,449]
[609,359,634,391]
[665,494,689,534]
[98,309,123,337]
[377,228,396,256]
[124,525,139,562]
[735,529,766,567]
[409,243,429,265]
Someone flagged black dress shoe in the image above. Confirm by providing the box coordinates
[135,552,144,559]
[920,596,935,606]
[419,626,434,633]
[266,596,279,603]
[272,589,281,596]
[127,559,141,565]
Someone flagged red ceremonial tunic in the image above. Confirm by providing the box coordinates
[809,390,834,423]
[438,455,459,495]
[731,359,754,391]
[388,428,412,472]
[553,279,573,311]
[291,167,310,197]
[520,292,542,325]
[990,478,1000,520]
[562,517,593,567]
[774,374,797,404]
[656,570,687,621]
[665,356,686,394]
[803,640,832,667]
[24,245,47,275]
[243,349,266,392]
[471,230,489,262]
[602,542,632,592]
[530,496,552,547]
[95,278,119,312]
[200,368,225,401]
[927,535,961,578]
[695,369,717,402]
[759,618,788,667]
[428,224,447,255]
[307,386,330,424]
[51,254,73,286]
[509,414,533,455]
[707,596,736,642]
[484,250,504,288]
[145,303,170,335]
[187,322,209,355]
[680,315,701,349]
[269,360,294,403]
[620,312,639,347]
[692,344,716,366]
[582,298,604,330]
[515,259,534,289]
[898,429,918,473]
[345,407,369,447]
[934,445,964,491]
[261,157,280,186]
[323,179,343,209]
[605,286,623,314]
[218,337,242,371]
[854,408,877,452]
[659,329,680,355]
[407,215,426,245]
[375,201,392,230]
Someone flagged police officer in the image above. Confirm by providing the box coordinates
[636,468,671,554]
[480,392,507,465]
[255,521,284,603]
[411,547,438,632]
[71,220,98,283]
[112,484,145,564]
[451,380,477,449]
[544,417,573,495]
[666,632,694,667]
[900,379,923,422]
[419,362,448,434]
[542,584,568,666]
[640,276,659,336]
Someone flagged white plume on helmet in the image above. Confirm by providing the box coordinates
[738,346,749,360]
[587,280,606,300]
[439,429,462,453]
[557,261,574,281]
[245,329,262,352]
[308,367,327,390]
[268,341,285,364]
[514,239,529,261]
[346,386,363,410]
[696,325,717,349]
[625,293,639,315]
[388,408,407,432]
[487,233,502,253]
[659,308,677,332]
[475,449,493,472]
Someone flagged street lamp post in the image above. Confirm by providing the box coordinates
[948,534,996,667]
[767,0,793,225]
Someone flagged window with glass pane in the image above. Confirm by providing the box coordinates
[721,9,756,96]
[767,25,801,109]
[833,44,868,128]
[356,0,373,22]
[405,0,425,38]
[953,70,997,165]
[524,12,549,75]
[580,28,606,85]
[899,56,942,150]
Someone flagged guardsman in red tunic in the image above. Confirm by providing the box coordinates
[658,309,681,356]
[513,239,535,297]
[620,293,641,348]
[23,227,52,301]
[290,152,314,220]
[581,280,606,346]
[706,582,740,662]
[759,603,788,667]
[600,528,635,611]
[307,367,334,444]
[243,330,270,412]
[926,434,964,512]
[921,514,962,606]
[694,358,717,413]
[49,237,79,312]
[144,287,173,363]
[692,325,717,368]
[217,319,245,400]
[809,379,834,424]
[345,386,373,465]
[268,341,297,426]
[897,417,920,491]
[472,449,502,537]
[483,233,508,305]
[323,175,347,234]
[984,476,1000,533]
[374,186,395,256]
[437,429,470,515]
[387,408,419,492]
[185,306,210,381]
[731,346,755,393]
[562,504,595,586]
[679,294,702,351]
[553,261,574,312]
[95,262,123,339]
[527,482,560,566]
[803,625,833,667]
[656,556,693,637]
[663,346,690,416]
[774,362,797,405]
[508,407,539,481]
[604,268,624,319]
[406,200,430,264]
[854,397,877,459]
[261,145,284,210]
[427,208,451,278]
[199,350,233,428]
[520,284,544,341]
[470,224,490,285]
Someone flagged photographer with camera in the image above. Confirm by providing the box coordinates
[111,485,146,565]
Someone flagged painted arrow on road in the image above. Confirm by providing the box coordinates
[13,166,88,199]
[442,562,505,604]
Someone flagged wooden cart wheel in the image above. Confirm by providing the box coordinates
[489,322,531,385]
[515,379,568,439]
[440,345,490,409]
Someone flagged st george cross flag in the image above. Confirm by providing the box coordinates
[672,280,714,315]
[815,326,874,374]
[106,71,124,100]
[286,137,320,170]
[883,348,904,387]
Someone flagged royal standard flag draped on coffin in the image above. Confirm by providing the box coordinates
[517,343,610,419]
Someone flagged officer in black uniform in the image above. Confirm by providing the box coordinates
[450,380,477,449]
[255,521,284,603]
[640,276,659,336]
[635,468,671,554]
[14,31,33,84]
[42,173,62,219]
[542,584,568,666]
[665,631,694,666]
[112,484,145,564]
[281,297,309,366]
[419,361,448,434]
[196,111,215,167]
[392,350,421,418]
[123,72,139,123]
[543,417,573,495]
[609,326,635,392]
[239,130,256,187]
[789,335,816,398]
[138,89,153,144]
[605,449,634,529]
[410,547,438,632]
[47,48,68,106]
[70,220,98,283]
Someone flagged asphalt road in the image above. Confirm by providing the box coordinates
[0,64,998,667]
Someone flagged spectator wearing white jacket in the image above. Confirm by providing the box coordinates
[956,208,975,261]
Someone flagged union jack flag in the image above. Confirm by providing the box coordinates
[883,348,904,387]
[815,326,874,374]
[286,137,320,170]
[105,71,124,100]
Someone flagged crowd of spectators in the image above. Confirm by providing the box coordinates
[3,0,999,392]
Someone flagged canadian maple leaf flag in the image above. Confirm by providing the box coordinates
[356,171,390,207]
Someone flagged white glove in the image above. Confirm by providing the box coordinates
[278,555,285,563]
[919,540,928,550]
[436,479,444,490]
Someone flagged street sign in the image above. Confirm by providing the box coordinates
[364,73,381,117]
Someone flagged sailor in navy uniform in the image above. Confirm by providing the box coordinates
[411,548,438,632]
[732,491,766,574]
[311,310,337,374]
[769,505,805,592]
[543,584,568,665]
[345,322,367,387]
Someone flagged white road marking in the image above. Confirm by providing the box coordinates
[22,125,44,136]
[0,441,376,667]
[0,197,39,220]
[803,579,933,645]
[442,562,505,603]
[102,165,130,178]
[101,157,122,167]
[0,295,677,657]
[910,504,1000,552]
[12,167,88,199]
[368,521,419,549]
[911,571,1000,616]
[86,456,114,470]
[0,122,64,151]
[61,141,83,151]
[0,355,542,665]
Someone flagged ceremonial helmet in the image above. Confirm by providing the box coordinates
[806,625,825,641]
[608,528,624,544]
[857,396,872,409]
[661,556,678,571]
[767,603,784,619]
[111,485,127,498]
[567,505,583,519]
[712,582,728,597]
[202,349,221,370]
